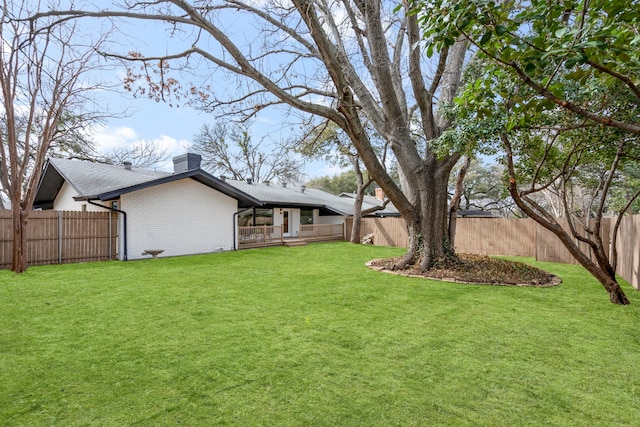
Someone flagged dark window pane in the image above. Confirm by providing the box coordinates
[301,209,313,224]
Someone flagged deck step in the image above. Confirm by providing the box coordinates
[284,239,308,247]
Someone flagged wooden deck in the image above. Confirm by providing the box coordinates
[238,223,345,249]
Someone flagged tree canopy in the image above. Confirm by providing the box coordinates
[36,0,473,270]
[1,1,109,272]
[415,0,640,135]
[416,0,640,303]
[191,122,305,184]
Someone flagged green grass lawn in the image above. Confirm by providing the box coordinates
[1,242,639,426]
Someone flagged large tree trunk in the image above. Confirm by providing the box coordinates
[392,157,458,271]
[11,203,28,273]
[349,155,370,244]
[419,161,456,270]
[351,192,364,243]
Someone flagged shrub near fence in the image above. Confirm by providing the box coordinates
[0,210,118,269]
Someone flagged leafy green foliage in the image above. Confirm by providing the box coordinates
[444,53,640,217]
[414,0,640,133]
[306,169,374,196]
[414,0,639,301]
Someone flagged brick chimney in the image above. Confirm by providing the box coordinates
[173,153,202,173]
[375,187,385,201]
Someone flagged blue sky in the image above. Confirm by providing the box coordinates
[91,82,342,179]
[85,10,343,180]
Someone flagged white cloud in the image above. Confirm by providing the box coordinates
[89,125,140,151]
[88,124,191,171]
[153,135,191,171]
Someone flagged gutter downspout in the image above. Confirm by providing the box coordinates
[233,207,254,251]
[88,199,128,261]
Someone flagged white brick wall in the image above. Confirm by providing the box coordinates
[121,178,238,260]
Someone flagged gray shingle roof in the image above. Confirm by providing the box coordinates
[338,192,400,217]
[225,180,392,216]
[34,156,399,216]
[50,158,171,197]
[34,158,262,209]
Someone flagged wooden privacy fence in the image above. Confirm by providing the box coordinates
[347,217,536,256]
[616,215,640,290]
[346,217,410,247]
[0,210,118,269]
[534,218,612,265]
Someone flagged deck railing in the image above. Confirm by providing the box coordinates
[238,225,283,248]
[300,223,345,240]
[238,223,345,248]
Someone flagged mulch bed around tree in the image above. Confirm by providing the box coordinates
[367,254,561,287]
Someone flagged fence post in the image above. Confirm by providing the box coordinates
[57,210,63,264]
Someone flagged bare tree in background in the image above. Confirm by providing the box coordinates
[191,122,306,184]
[104,140,169,168]
[1,1,108,272]
[36,0,472,271]
[298,121,390,243]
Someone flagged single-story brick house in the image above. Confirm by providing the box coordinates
[34,154,262,260]
[34,153,396,259]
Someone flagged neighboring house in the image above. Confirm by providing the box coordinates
[457,209,501,218]
[34,154,262,260]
